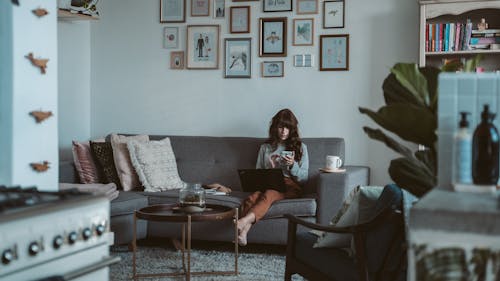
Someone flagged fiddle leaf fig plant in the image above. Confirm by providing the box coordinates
[359,63,439,197]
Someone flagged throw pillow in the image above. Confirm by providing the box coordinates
[90,141,122,189]
[110,134,149,191]
[128,137,186,192]
[313,185,383,248]
[72,139,104,184]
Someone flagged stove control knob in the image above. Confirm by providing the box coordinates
[95,224,105,236]
[82,228,92,240]
[68,231,78,245]
[28,242,40,256]
[2,249,13,264]
[53,235,64,249]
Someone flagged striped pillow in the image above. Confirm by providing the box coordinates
[72,140,103,184]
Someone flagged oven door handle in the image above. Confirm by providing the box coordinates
[63,256,121,280]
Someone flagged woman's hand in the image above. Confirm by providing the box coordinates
[205,183,232,194]
[282,154,294,167]
[269,154,281,168]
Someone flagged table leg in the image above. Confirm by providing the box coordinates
[181,223,186,272]
[234,208,239,275]
[132,213,137,280]
[187,215,191,281]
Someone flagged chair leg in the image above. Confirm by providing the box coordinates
[284,268,292,281]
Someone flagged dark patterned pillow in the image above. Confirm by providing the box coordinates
[90,141,122,190]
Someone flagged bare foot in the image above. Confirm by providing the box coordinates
[238,223,252,246]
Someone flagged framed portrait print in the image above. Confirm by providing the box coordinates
[293,18,314,46]
[160,0,185,23]
[323,0,344,28]
[186,25,220,69]
[191,0,210,16]
[296,0,317,14]
[259,17,287,57]
[224,38,251,78]
[163,27,179,49]
[213,0,225,18]
[263,0,292,12]
[261,61,284,77]
[230,6,250,33]
[170,51,185,69]
[320,34,349,71]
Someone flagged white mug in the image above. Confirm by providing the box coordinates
[326,155,342,170]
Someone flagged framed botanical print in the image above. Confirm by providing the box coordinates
[191,0,210,16]
[186,25,220,69]
[323,0,344,28]
[259,17,287,57]
[261,61,284,77]
[320,34,349,71]
[170,51,185,69]
[213,0,225,18]
[163,27,179,49]
[296,0,318,14]
[263,0,292,12]
[224,38,251,78]
[160,0,186,23]
[293,18,314,46]
[230,6,250,33]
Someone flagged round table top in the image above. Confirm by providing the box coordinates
[135,204,236,222]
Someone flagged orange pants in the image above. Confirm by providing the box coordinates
[241,177,302,222]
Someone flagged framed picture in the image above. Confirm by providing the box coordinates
[323,0,344,28]
[160,0,186,23]
[186,25,220,69]
[230,6,250,33]
[163,27,179,49]
[320,34,349,71]
[191,0,210,16]
[259,17,287,57]
[213,0,225,18]
[170,51,185,69]
[294,54,314,67]
[296,0,318,14]
[224,38,251,78]
[261,61,284,77]
[293,18,314,46]
[263,0,292,12]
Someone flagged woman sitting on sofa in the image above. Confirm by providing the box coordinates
[237,108,309,246]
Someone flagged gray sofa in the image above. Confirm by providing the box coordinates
[59,136,370,246]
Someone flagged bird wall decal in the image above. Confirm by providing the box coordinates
[32,8,49,17]
[25,53,49,74]
[30,161,50,172]
[29,110,53,123]
[11,0,19,6]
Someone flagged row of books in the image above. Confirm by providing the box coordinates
[425,21,500,52]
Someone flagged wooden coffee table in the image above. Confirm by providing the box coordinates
[132,204,239,281]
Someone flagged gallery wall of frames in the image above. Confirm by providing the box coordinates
[160,0,348,78]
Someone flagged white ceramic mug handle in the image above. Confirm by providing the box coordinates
[337,158,342,168]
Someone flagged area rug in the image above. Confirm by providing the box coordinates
[109,242,305,281]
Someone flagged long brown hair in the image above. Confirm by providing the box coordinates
[266,108,303,162]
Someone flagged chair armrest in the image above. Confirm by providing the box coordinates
[316,165,370,225]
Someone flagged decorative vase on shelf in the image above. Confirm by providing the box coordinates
[179,183,206,213]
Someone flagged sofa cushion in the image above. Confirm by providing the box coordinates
[72,140,103,184]
[59,182,119,201]
[90,141,122,189]
[295,232,357,281]
[111,192,148,216]
[110,134,149,191]
[128,137,186,192]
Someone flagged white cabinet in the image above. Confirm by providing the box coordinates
[419,0,500,71]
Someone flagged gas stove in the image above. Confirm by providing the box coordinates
[0,186,118,281]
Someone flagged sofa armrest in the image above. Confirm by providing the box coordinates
[59,160,79,183]
[316,165,370,225]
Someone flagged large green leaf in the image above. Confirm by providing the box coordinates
[362,127,414,158]
[415,148,437,174]
[419,66,441,113]
[382,73,425,107]
[391,63,430,106]
[359,104,437,147]
[389,157,436,197]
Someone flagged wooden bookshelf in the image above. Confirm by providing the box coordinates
[57,9,98,21]
[418,0,500,71]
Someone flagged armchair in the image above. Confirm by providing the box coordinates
[284,184,406,281]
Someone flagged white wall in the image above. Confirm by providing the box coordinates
[83,0,419,185]
[0,0,58,190]
[58,21,91,154]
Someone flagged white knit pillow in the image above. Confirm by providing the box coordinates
[127,137,186,192]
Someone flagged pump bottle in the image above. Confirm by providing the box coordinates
[455,112,472,184]
[472,104,499,185]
